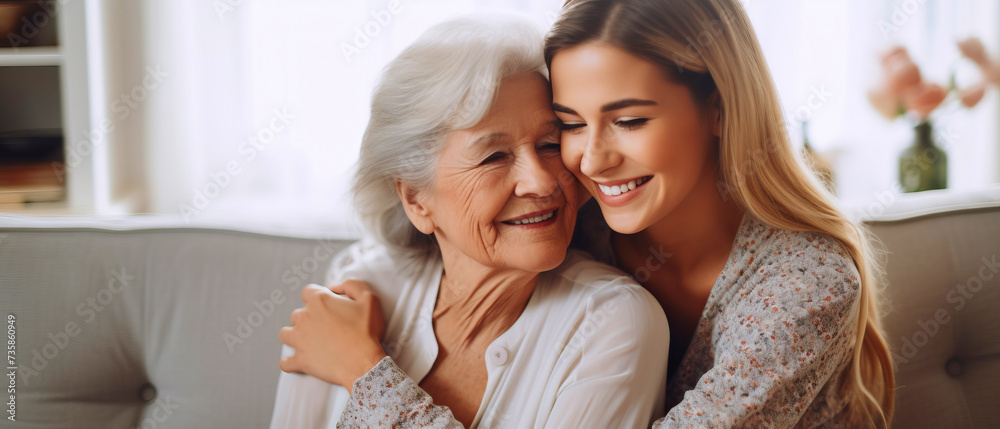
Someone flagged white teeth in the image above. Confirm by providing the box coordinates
[598,177,648,196]
[511,211,555,225]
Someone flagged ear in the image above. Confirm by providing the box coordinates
[395,180,436,235]
[708,91,722,137]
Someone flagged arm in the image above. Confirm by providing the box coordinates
[653,264,861,428]
[271,241,392,428]
[337,357,464,429]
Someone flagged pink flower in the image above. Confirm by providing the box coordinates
[867,88,901,120]
[902,82,947,120]
[868,46,924,119]
[959,81,987,108]
[958,37,1000,87]
[870,40,996,120]
[880,46,922,98]
[957,38,988,64]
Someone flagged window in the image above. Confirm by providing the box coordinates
[23,0,995,231]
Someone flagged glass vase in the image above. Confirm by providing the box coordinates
[898,121,947,193]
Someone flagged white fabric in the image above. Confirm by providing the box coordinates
[83,0,999,221]
[269,240,670,428]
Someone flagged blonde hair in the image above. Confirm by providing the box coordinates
[545,0,895,426]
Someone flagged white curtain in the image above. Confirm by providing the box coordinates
[90,0,999,230]
[92,0,562,232]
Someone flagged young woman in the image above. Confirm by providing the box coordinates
[546,0,894,426]
[293,0,896,427]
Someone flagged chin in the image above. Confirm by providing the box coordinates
[515,246,568,272]
[600,207,649,235]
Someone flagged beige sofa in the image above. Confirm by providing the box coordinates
[858,186,1000,428]
[0,186,998,428]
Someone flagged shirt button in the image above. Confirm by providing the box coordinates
[139,383,157,403]
[488,347,509,366]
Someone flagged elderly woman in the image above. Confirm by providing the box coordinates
[268,17,669,429]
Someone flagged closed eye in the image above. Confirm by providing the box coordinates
[558,122,585,132]
[538,142,561,153]
[479,152,508,165]
[615,118,649,130]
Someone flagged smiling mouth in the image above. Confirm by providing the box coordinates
[502,209,557,225]
[596,176,653,196]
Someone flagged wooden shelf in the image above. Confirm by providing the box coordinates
[0,46,62,67]
[0,160,66,205]
[0,199,72,214]
[1,2,110,215]
[0,2,94,213]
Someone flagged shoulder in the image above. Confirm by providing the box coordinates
[714,216,862,344]
[550,248,630,285]
[549,248,642,302]
[728,216,861,308]
[325,239,430,284]
[547,249,668,338]
[324,239,439,315]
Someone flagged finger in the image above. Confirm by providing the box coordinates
[278,326,296,346]
[289,307,305,325]
[330,279,371,300]
[301,283,332,303]
[279,355,299,374]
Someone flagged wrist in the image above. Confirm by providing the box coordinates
[363,348,388,375]
[346,348,388,394]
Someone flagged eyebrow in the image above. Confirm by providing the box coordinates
[470,132,509,148]
[552,98,658,115]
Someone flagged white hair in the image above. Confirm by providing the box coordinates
[352,16,547,255]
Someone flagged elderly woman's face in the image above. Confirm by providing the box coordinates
[407,73,581,272]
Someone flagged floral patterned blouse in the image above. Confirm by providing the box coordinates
[652,213,859,428]
[336,209,861,428]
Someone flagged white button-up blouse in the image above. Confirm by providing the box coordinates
[269,239,670,428]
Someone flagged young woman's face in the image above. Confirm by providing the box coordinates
[550,42,720,234]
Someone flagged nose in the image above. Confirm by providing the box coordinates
[578,127,622,179]
[514,150,559,198]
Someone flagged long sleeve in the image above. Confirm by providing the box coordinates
[337,356,463,429]
[654,249,861,428]
[337,281,670,429]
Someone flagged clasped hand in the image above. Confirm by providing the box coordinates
[278,280,388,393]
